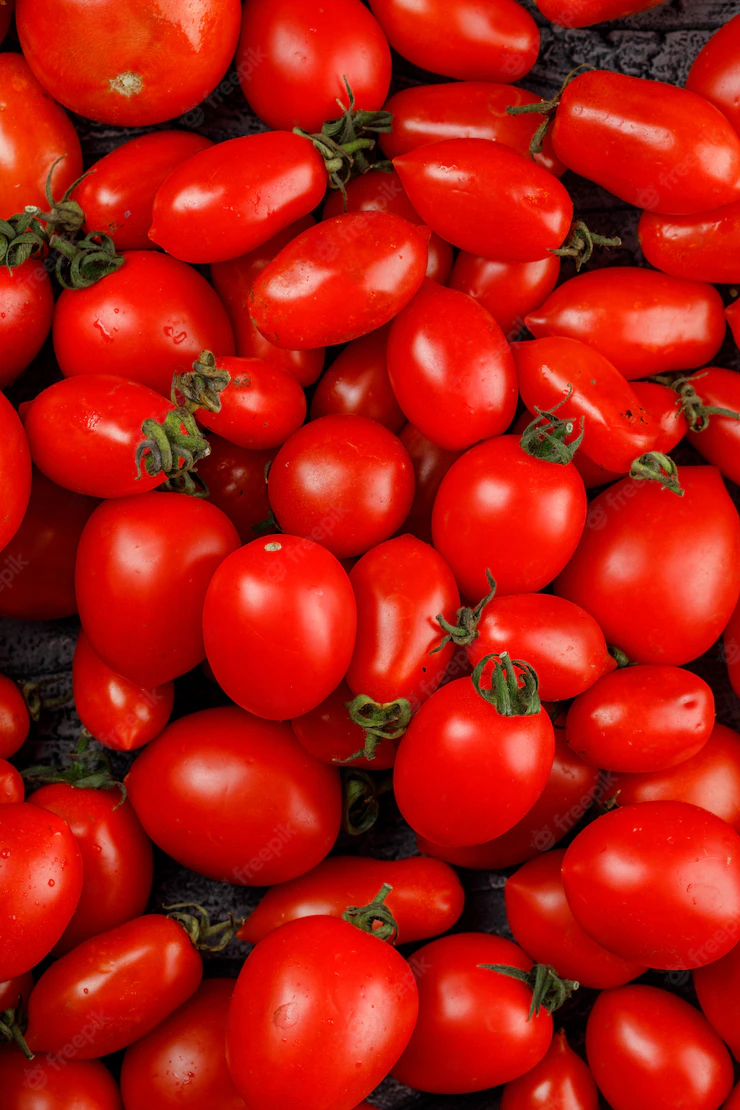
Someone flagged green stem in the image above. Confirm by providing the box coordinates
[551,220,621,271]
[479,963,579,1019]
[629,451,683,496]
[164,903,243,953]
[173,350,231,414]
[0,1006,34,1060]
[666,373,740,434]
[433,569,497,653]
[505,64,594,155]
[519,387,584,465]
[472,652,541,716]
[22,729,126,803]
[342,884,398,942]
[341,768,383,835]
[336,695,412,763]
[136,408,211,484]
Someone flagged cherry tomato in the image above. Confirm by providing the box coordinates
[250,212,430,350]
[53,251,235,398]
[292,680,400,770]
[76,492,240,687]
[398,424,463,544]
[126,706,341,884]
[195,436,274,545]
[562,800,740,969]
[0,676,30,758]
[686,13,740,136]
[0,759,23,804]
[725,599,740,698]
[310,327,405,432]
[695,935,740,1061]
[0,0,13,45]
[501,1029,599,1110]
[16,0,241,126]
[0,970,33,1012]
[0,392,31,553]
[586,985,733,1110]
[534,0,665,25]
[555,466,740,666]
[686,368,740,484]
[450,252,560,339]
[639,201,740,283]
[0,260,54,388]
[0,1051,124,1110]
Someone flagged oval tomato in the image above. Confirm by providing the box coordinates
[635,379,689,453]
[534,0,665,25]
[292,680,400,770]
[398,424,463,544]
[309,327,405,432]
[639,201,740,283]
[686,13,740,135]
[0,260,54,388]
[0,759,23,804]
[0,392,31,554]
[196,435,274,545]
[501,1029,599,1110]
[695,935,740,1061]
[0,1052,124,1110]
[0,675,30,758]
[450,252,560,339]
[686,368,740,484]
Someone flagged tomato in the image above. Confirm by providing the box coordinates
[239,854,464,945]
[0,759,23,804]
[0,392,31,554]
[76,492,239,687]
[562,800,740,969]
[196,436,275,544]
[0,676,30,758]
[726,1084,740,1109]
[686,13,740,136]
[0,260,54,388]
[685,368,740,483]
[525,267,726,381]
[53,251,235,398]
[250,212,430,349]
[729,299,740,346]
[394,139,572,262]
[267,416,414,559]
[73,131,213,251]
[387,280,517,450]
[450,252,560,340]
[203,534,356,719]
[725,599,740,698]
[0,970,33,1012]
[226,912,418,1110]
[635,379,689,453]
[549,70,740,214]
[0,0,13,45]
[586,985,733,1110]
[368,0,539,82]
[555,467,740,666]
[501,1032,598,1110]
[16,0,241,126]
[534,0,665,26]
[293,680,400,769]
[506,850,646,989]
[0,1051,124,1110]
[380,82,564,175]
[0,802,83,980]
[126,706,341,884]
[639,201,740,283]
[310,327,405,432]
[237,0,391,133]
[398,425,463,544]
[695,935,740,1061]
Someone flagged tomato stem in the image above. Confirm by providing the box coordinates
[338,695,412,764]
[19,674,73,722]
[629,451,684,496]
[341,768,388,835]
[136,407,211,486]
[432,568,497,653]
[519,388,584,465]
[173,350,231,414]
[472,652,541,717]
[551,220,622,271]
[608,644,631,668]
[342,883,399,943]
[657,372,740,433]
[478,962,579,1019]
[21,728,126,802]
[164,903,244,953]
[0,1004,34,1061]
[505,64,594,155]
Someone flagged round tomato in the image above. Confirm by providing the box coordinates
[639,201,740,283]
[450,252,560,339]
[725,598,740,697]
[309,327,405,432]
[685,368,740,484]
[0,260,54,388]
[292,680,400,770]
[695,935,740,1061]
[398,424,463,544]
[0,1052,124,1110]
[196,435,275,544]
[501,1029,599,1110]
[0,392,31,554]
[0,676,30,758]
[0,759,23,805]
[686,13,740,135]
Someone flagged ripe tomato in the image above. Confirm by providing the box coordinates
[586,985,733,1110]
[250,212,430,349]
[555,466,740,666]
[0,970,33,1012]
[533,0,665,25]
[16,0,241,126]
[196,436,274,544]
[0,759,23,804]
[0,1052,124,1110]
[0,802,83,980]
[525,267,726,381]
[238,0,391,133]
[725,599,740,697]
[394,139,572,262]
[309,327,405,432]
[695,935,740,1061]
[501,1029,598,1110]
[292,680,400,770]
[226,912,418,1110]
[726,1084,740,1109]
[267,415,414,559]
[639,201,740,283]
[450,252,560,339]
[387,280,517,450]
[728,299,740,346]
[203,535,357,719]
[635,379,689,453]
[53,251,235,398]
[0,260,54,388]
[562,800,740,969]
[76,493,239,687]
[398,424,463,544]
[0,675,30,758]
[686,13,740,135]
[126,707,341,884]
[0,392,31,554]
[685,368,740,483]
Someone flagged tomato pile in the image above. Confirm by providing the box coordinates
[2,1,740,1108]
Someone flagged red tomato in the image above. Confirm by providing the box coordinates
[120,979,245,1110]
[0,260,54,388]
[0,675,30,758]
[686,368,740,484]
[237,0,391,133]
[534,0,665,25]
[387,280,518,450]
[525,267,726,381]
[16,0,241,126]
[126,707,341,884]
[0,970,33,1012]
[292,680,400,770]
[550,70,740,214]
[226,913,418,1110]
[203,534,357,719]
[729,299,740,347]
[695,936,740,1061]
[74,131,213,251]
[501,1029,599,1110]
[196,436,274,545]
[53,251,235,398]
[75,492,239,686]
[0,392,31,553]
[725,599,740,698]
[310,327,405,432]
[686,13,740,136]
[562,801,740,969]
[250,212,430,349]
[0,1052,124,1110]
[0,802,83,980]
[394,139,572,262]
[398,424,463,544]
[0,0,13,45]
[0,759,23,804]
[368,0,539,82]
[726,1084,740,1109]
[586,985,733,1110]
[639,201,740,283]
[450,252,560,339]
[555,467,740,666]
[635,379,689,454]
[267,415,414,559]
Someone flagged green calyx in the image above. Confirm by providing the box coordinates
[173,350,231,414]
[0,1000,34,1061]
[136,407,211,487]
[164,903,243,954]
[520,388,584,465]
[21,729,125,803]
[0,209,47,269]
[433,569,497,653]
[472,652,541,717]
[551,220,622,271]
[343,883,398,943]
[336,695,412,764]
[661,372,740,434]
[629,451,683,496]
[478,962,579,1019]
[505,64,594,156]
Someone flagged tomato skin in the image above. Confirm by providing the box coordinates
[387,281,518,451]
[686,13,740,136]
[0,759,23,804]
[586,985,733,1110]
[534,0,664,27]
[0,675,30,758]
[450,252,560,339]
[239,855,464,945]
[0,803,84,980]
[639,201,740,283]
[0,970,33,1012]
[0,392,32,554]
[0,1051,124,1110]
[728,300,740,347]
[562,800,740,969]
[395,139,572,263]
[686,368,740,483]
[293,680,400,770]
[398,424,463,544]
[250,212,430,350]
[695,937,740,1061]
[16,0,241,127]
[635,380,688,453]
[191,356,306,450]
[53,251,235,398]
[555,467,740,667]
[726,1084,740,1109]
[552,71,740,215]
[195,435,274,545]
[310,327,405,432]
[501,1030,598,1110]
[76,492,240,687]
[725,599,740,698]
[226,915,418,1110]
[0,260,54,388]
[126,706,341,884]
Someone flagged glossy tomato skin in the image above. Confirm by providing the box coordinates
[76,493,240,687]
[0,759,23,804]
[0,392,31,554]
[586,985,733,1110]
[239,854,464,945]
[562,801,740,969]
[534,0,664,26]
[501,1029,599,1110]
[555,467,740,666]
[191,355,306,450]
[0,970,33,1012]
[126,707,341,884]
[0,1051,124,1110]
[635,380,688,453]
[392,933,552,1093]
[686,13,740,136]
[432,435,587,600]
[196,435,275,544]
[28,784,154,954]
[726,599,740,698]
[687,368,740,484]
[226,915,418,1110]
[450,252,560,339]
[16,0,241,126]
[250,212,430,349]
[53,251,235,398]
[505,850,646,989]
[0,803,83,980]
[639,201,740,283]
[120,979,245,1110]
[310,327,405,432]
[398,424,463,544]
[0,675,30,758]
[395,139,572,262]
[203,534,357,719]
[552,70,740,214]
[695,937,740,1061]
[0,260,54,388]
[292,679,399,769]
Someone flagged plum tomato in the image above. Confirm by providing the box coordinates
[292,680,400,770]
[500,1029,599,1110]
[686,13,740,136]
[0,674,30,758]
[196,435,275,544]
[0,259,54,388]
[450,252,561,339]
[0,759,23,804]
[0,1052,124,1110]
[398,424,463,544]
[0,391,32,554]
[639,200,740,283]
[685,367,740,484]
[533,0,665,26]
[309,327,405,432]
